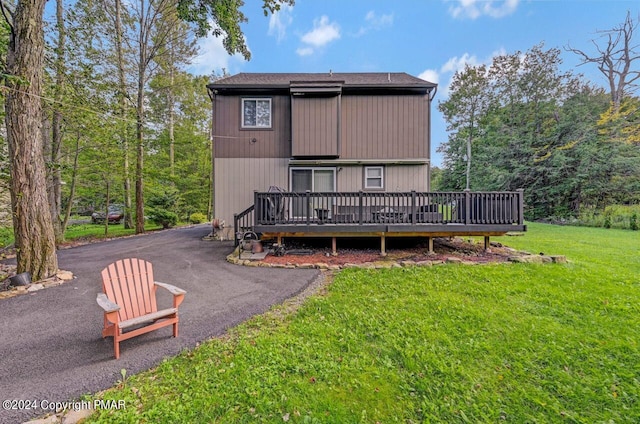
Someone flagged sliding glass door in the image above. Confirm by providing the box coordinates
[290,168,335,218]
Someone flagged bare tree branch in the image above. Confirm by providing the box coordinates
[566,11,640,110]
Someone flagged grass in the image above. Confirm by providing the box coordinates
[0,222,164,249]
[86,223,640,423]
[63,223,163,242]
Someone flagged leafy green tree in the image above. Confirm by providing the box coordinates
[438,64,490,190]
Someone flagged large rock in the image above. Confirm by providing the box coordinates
[550,255,568,263]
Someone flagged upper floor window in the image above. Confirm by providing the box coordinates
[364,166,384,189]
[242,98,272,128]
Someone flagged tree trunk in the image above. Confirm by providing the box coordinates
[135,1,146,234]
[169,70,175,178]
[135,92,145,234]
[5,0,58,280]
[49,0,66,244]
[114,0,133,229]
[104,180,110,236]
[61,134,80,234]
[168,44,175,177]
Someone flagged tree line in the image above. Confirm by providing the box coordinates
[436,13,640,222]
[0,0,293,280]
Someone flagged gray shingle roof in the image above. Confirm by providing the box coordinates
[208,72,436,89]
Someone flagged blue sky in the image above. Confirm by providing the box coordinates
[190,0,638,167]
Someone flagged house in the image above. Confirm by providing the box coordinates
[207,72,525,253]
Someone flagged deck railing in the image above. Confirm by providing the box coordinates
[233,204,255,246]
[252,190,524,227]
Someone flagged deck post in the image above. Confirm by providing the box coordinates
[358,191,363,225]
[484,236,490,251]
[253,191,259,225]
[464,189,471,225]
[380,234,387,257]
[233,213,239,247]
[332,237,337,256]
[517,188,524,225]
[411,190,417,225]
[306,190,311,226]
[427,237,434,254]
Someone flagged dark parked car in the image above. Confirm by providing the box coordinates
[92,205,124,224]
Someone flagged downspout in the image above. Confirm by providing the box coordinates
[207,87,216,220]
[428,86,437,101]
[427,86,436,191]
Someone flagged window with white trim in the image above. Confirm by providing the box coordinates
[242,98,272,128]
[365,166,384,189]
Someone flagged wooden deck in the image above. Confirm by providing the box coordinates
[234,190,526,254]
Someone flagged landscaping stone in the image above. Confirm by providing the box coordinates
[25,415,58,424]
[509,255,555,264]
[221,238,565,271]
[56,271,74,281]
[61,408,93,424]
[27,283,45,292]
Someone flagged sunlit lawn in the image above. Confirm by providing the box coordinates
[86,223,640,423]
[0,222,164,249]
[63,222,163,242]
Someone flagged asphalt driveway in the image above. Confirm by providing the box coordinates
[0,224,319,424]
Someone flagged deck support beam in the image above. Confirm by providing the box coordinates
[331,237,337,256]
[484,236,490,251]
[427,237,434,254]
[380,234,387,257]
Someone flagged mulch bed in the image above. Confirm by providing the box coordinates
[261,237,519,266]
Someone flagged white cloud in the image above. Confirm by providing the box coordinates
[418,69,440,84]
[297,15,340,57]
[301,15,340,47]
[425,49,505,96]
[296,47,314,57]
[448,0,519,20]
[355,10,394,36]
[365,10,394,29]
[268,5,294,43]
[441,53,480,74]
[191,31,247,75]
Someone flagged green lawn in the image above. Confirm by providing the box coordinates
[0,222,164,249]
[63,223,163,242]
[87,223,640,423]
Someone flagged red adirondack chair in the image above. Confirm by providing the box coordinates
[97,258,186,359]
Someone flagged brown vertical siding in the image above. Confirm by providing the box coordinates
[291,96,339,157]
[337,165,429,192]
[340,94,428,159]
[213,95,291,158]
[214,158,289,224]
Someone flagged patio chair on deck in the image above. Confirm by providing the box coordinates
[97,258,186,359]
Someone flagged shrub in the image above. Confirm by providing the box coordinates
[189,212,207,224]
[0,226,13,248]
[631,213,638,231]
[578,204,640,229]
[148,208,178,229]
